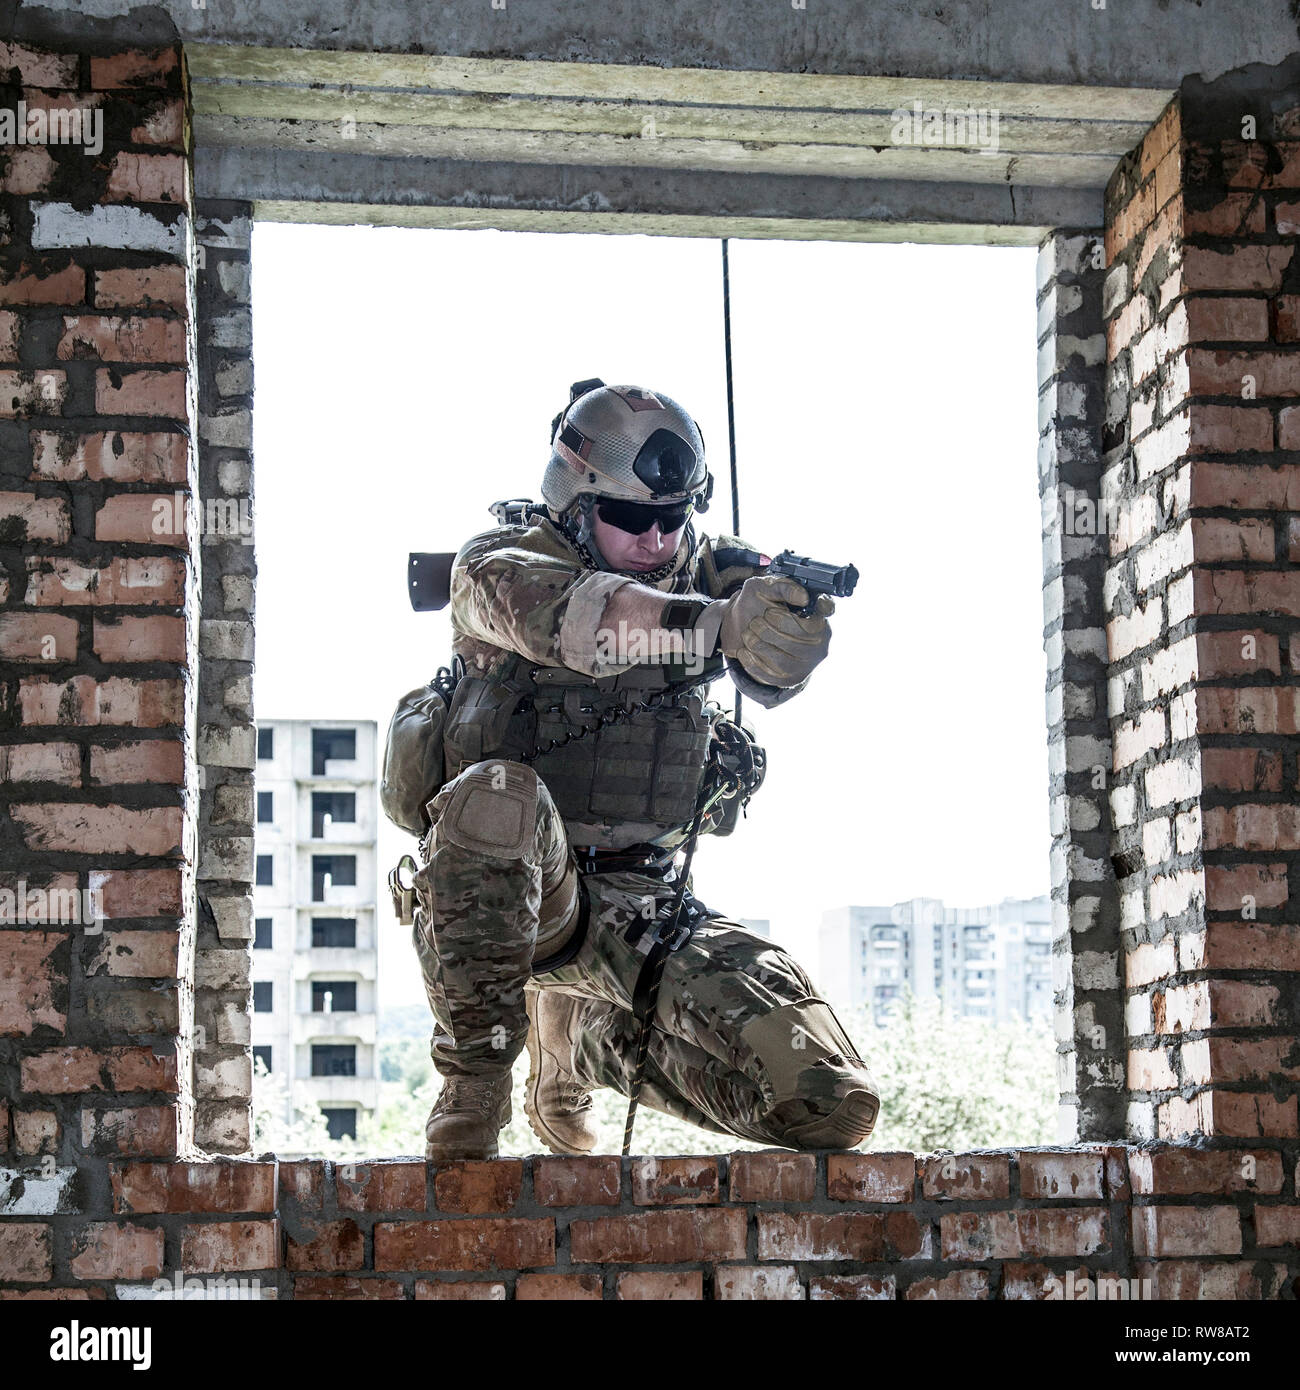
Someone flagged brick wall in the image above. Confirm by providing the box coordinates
[0,41,197,1164]
[1101,93,1300,1147]
[192,197,256,1153]
[0,1149,1293,1300]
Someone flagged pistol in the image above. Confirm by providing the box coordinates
[766,550,859,615]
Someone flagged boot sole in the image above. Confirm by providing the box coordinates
[781,1090,880,1150]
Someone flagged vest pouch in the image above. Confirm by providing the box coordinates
[441,673,529,780]
[381,682,450,837]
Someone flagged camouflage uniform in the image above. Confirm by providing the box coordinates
[411,515,877,1147]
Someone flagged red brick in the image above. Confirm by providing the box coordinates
[615,1271,703,1300]
[921,1153,1010,1200]
[413,1280,505,1300]
[0,309,18,359]
[0,929,68,1036]
[728,1152,815,1202]
[1183,191,1266,237]
[1138,1259,1285,1300]
[279,1161,326,1210]
[1129,1147,1283,1196]
[92,868,182,919]
[91,48,181,89]
[11,803,182,856]
[1182,245,1294,292]
[0,1224,52,1281]
[94,265,187,312]
[1200,921,1300,971]
[0,491,73,544]
[905,1270,990,1300]
[941,1208,1109,1260]
[569,1209,744,1265]
[1206,979,1280,1027]
[532,1155,620,1206]
[69,1222,164,1281]
[95,368,186,419]
[808,1274,895,1301]
[285,1219,364,1272]
[0,369,67,417]
[375,1218,554,1272]
[295,1277,404,1300]
[25,555,186,607]
[1203,803,1300,852]
[0,150,56,197]
[1107,178,1155,260]
[93,617,187,664]
[30,430,188,484]
[111,1160,276,1214]
[1187,348,1300,397]
[85,930,178,979]
[434,1160,522,1214]
[1160,1089,1297,1138]
[1189,462,1300,509]
[0,611,78,662]
[631,1156,719,1205]
[82,1105,177,1158]
[1196,630,1282,679]
[826,1152,915,1203]
[1131,1204,1240,1256]
[0,262,85,307]
[181,1220,279,1273]
[1018,1151,1105,1200]
[714,1266,804,1300]
[0,42,80,86]
[516,1273,603,1301]
[336,1161,426,1212]
[1190,516,1273,561]
[1254,1205,1300,1248]
[13,1109,57,1154]
[756,1210,925,1260]
[1204,1035,1298,1084]
[20,675,185,727]
[0,1288,108,1301]
[1201,750,1282,795]
[105,153,186,205]
[1277,296,1300,343]
[89,738,185,784]
[57,314,186,364]
[130,96,186,148]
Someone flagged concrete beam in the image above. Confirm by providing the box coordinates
[20,0,1300,89]
[195,144,1101,246]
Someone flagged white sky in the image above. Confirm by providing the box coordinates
[249,223,1051,1011]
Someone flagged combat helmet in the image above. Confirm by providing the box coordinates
[541,379,713,574]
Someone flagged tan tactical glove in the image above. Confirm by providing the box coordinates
[715,574,835,688]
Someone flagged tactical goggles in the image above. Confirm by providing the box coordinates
[595,497,693,535]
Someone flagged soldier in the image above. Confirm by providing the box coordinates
[411,380,880,1159]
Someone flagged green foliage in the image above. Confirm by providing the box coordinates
[253,994,1057,1160]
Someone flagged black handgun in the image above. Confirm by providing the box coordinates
[766,550,859,615]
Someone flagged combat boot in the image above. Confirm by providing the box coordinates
[424,1071,513,1161]
[523,988,601,1154]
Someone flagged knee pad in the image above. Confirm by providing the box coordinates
[437,759,539,860]
[741,997,880,1148]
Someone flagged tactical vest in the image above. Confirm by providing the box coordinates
[442,650,728,849]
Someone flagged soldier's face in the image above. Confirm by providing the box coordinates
[592,509,686,573]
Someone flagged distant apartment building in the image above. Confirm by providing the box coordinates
[820,895,1052,1026]
[252,719,380,1142]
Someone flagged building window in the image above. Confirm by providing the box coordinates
[257,791,273,823]
[311,791,357,836]
[312,980,358,1013]
[256,854,273,887]
[312,854,356,901]
[253,981,273,1012]
[252,1045,272,1073]
[323,1107,357,1141]
[254,917,272,950]
[311,727,356,775]
[312,1044,356,1077]
[257,727,273,760]
[312,918,357,948]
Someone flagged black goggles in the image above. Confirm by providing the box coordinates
[595,497,693,536]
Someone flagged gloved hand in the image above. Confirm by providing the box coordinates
[716,574,834,688]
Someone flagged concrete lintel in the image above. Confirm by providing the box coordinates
[197,145,1101,243]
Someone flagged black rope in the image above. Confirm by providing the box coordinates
[621,800,708,1156]
[721,238,743,729]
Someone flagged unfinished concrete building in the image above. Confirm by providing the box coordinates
[1,0,1299,1300]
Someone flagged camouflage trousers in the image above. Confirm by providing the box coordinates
[411,758,878,1147]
